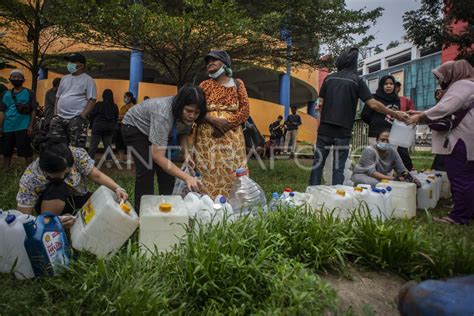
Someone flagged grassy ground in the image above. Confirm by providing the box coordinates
[0,153,473,314]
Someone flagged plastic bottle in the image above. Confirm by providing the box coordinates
[23,213,71,277]
[214,195,234,222]
[184,192,202,218]
[228,168,267,218]
[198,195,215,224]
[268,192,280,212]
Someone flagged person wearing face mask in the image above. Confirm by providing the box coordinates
[115,91,136,165]
[0,69,37,168]
[48,53,97,148]
[193,50,250,198]
[121,84,207,211]
[16,140,128,228]
[361,75,401,145]
[407,60,474,225]
[352,129,408,188]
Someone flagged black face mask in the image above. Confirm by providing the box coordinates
[46,171,70,184]
[46,176,65,184]
[9,79,24,88]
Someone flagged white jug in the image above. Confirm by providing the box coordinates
[417,179,437,209]
[377,180,417,219]
[71,186,139,258]
[0,212,35,279]
[322,188,355,220]
[389,120,415,148]
[139,195,188,254]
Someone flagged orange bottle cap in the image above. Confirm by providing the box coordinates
[159,203,172,212]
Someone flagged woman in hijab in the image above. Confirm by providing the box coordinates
[361,75,400,144]
[88,89,119,167]
[193,50,250,198]
[407,60,474,225]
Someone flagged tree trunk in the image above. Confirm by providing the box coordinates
[30,0,41,94]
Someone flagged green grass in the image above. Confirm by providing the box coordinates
[1,155,473,314]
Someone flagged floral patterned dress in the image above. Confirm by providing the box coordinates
[194,79,250,198]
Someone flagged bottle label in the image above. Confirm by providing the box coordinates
[81,199,95,225]
[43,231,66,274]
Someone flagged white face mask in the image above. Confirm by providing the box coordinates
[209,66,225,79]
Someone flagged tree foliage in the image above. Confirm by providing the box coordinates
[403,0,473,63]
[53,0,382,86]
[386,40,400,50]
[0,0,75,92]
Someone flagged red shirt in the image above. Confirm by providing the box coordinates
[400,96,415,112]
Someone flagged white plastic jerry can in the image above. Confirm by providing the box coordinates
[0,212,35,279]
[323,188,355,220]
[417,179,437,209]
[71,186,139,258]
[377,180,417,219]
[139,195,188,255]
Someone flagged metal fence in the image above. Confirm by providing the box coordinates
[351,119,369,151]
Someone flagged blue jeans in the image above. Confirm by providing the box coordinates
[309,135,351,185]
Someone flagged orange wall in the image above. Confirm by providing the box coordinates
[248,98,317,144]
[31,77,319,144]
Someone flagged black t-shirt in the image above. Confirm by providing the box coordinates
[319,70,373,132]
[285,114,302,131]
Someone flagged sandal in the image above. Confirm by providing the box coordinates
[433,216,460,225]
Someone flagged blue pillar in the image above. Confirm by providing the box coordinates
[129,49,143,101]
[279,74,290,117]
[38,67,46,80]
[279,28,292,119]
[307,100,316,117]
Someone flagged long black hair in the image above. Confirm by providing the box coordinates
[124,91,137,104]
[39,141,74,173]
[172,83,207,123]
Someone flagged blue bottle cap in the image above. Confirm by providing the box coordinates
[272,192,279,199]
[5,214,16,225]
[386,186,392,191]
[289,192,295,197]
[380,189,386,194]
[195,172,201,177]
[219,196,226,204]
[235,168,247,176]
[372,188,380,193]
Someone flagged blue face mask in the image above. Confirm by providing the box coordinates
[67,62,77,74]
[377,142,392,151]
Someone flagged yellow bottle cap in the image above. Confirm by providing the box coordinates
[159,203,172,213]
[354,187,363,192]
[381,179,389,183]
[120,202,131,214]
[336,189,346,197]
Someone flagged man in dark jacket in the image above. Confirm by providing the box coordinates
[309,47,408,185]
